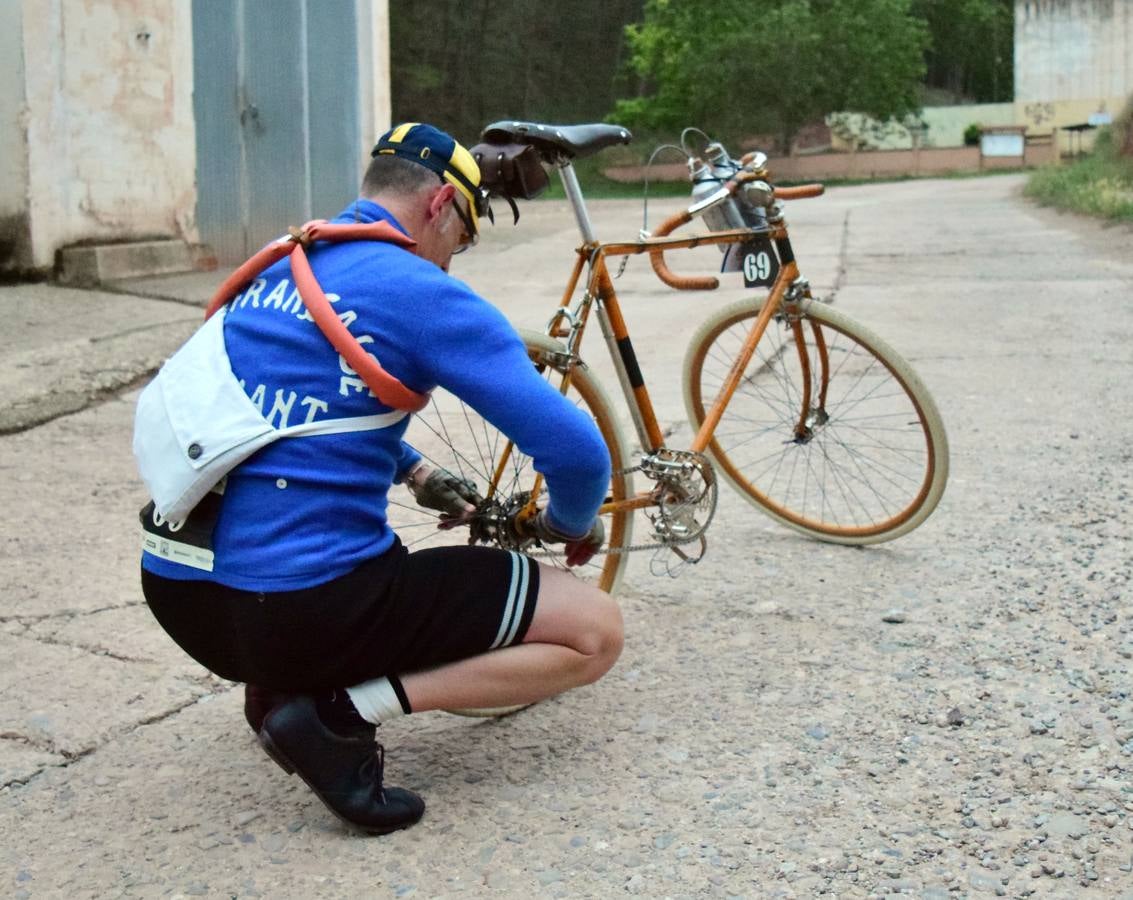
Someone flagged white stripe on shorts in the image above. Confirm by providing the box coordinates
[489,551,528,650]
[501,553,530,647]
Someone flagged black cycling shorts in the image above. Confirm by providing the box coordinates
[141,540,539,691]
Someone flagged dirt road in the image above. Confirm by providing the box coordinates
[2,175,1131,898]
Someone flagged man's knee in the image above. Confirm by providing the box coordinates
[529,565,625,682]
[578,594,623,684]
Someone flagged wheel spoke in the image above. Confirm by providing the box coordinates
[392,342,633,594]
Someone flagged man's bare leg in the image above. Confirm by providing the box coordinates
[398,564,623,712]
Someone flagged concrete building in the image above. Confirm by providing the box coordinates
[829,0,1131,153]
[1014,0,1132,146]
[0,0,391,277]
[1015,0,1132,104]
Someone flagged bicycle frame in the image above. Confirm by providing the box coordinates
[539,160,815,518]
[406,137,943,560]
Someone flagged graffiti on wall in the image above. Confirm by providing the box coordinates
[1023,102,1056,128]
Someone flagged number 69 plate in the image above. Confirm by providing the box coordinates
[725,236,781,288]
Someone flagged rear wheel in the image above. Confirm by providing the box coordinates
[389,331,634,715]
[683,298,948,544]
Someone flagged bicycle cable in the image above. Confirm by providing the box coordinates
[679,126,713,158]
[641,143,690,234]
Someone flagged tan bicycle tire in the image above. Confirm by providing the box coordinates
[404,330,633,717]
[521,331,635,595]
[683,298,948,544]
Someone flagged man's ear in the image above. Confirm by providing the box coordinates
[425,182,457,222]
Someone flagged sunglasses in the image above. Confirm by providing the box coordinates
[449,196,478,254]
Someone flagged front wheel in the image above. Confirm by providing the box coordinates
[683,298,948,544]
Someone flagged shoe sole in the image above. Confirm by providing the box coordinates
[258,729,421,836]
[444,703,532,717]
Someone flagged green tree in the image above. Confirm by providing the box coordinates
[915,0,1013,103]
[390,0,644,146]
[611,0,929,149]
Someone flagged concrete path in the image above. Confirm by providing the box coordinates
[2,176,1133,898]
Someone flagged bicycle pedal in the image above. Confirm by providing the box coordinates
[671,536,707,565]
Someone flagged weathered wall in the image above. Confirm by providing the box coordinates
[1015,94,1128,133]
[828,105,1018,151]
[364,0,391,140]
[20,0,197,270]
[1016,0,1133,101]
[0,0,31,270]
[922,104,1018,147]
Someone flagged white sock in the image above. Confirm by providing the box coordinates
[346,676,409,725]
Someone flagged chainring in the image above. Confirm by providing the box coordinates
[641,448,717,546]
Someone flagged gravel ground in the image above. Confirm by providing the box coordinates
[1,175,1131,898]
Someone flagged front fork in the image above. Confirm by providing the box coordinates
[782,280,829,443]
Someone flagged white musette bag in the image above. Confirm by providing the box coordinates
[132,307,406,522]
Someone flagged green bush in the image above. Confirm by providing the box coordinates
[1024,126,1133,222]
[539,152,692,201]
[963,123,982,146]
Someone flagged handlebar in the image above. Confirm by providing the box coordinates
[649,209,720,291]
[648,180,825,291]
[774,183,825,200]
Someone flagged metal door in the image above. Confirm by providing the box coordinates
[193,0,361,263]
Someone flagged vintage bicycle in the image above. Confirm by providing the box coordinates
[388,121,949,597]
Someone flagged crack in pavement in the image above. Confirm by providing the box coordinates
[0,309,199,437]
[1,682,236,790]
[0,600,147,625]
[96,283,208,309]
[7,601,157,663]
[20,631,153,664]
[0,370,157,437]
[89,316,201,344]
[0,731,38,745]
[825,210,851,303]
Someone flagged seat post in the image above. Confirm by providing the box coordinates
[557,162,597,244]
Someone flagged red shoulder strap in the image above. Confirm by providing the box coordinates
[204,220,429,413]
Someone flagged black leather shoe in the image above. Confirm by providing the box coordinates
[244,684,293,733]
[259,695,425,835]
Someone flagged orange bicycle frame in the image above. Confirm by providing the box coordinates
[512,167,824,520]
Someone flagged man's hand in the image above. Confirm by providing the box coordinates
[407,465,482,528]
[518,509,605,567]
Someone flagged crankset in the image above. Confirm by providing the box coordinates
[467,490,538,552]
[466,451,719,572]
[640,448,718,548]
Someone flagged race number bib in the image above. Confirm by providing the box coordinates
[738,237,780,288]
[139,480,225,572]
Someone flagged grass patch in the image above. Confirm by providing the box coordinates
[535,147,1032,202]
[539,153,692,201]
[1025,129,1133,222]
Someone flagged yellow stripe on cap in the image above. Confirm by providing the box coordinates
[443,142,482,231]
[387,122,420,143]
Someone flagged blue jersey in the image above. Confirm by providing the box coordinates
[142,200,610,591]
